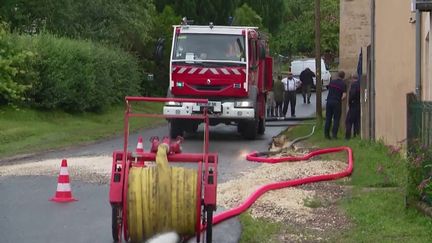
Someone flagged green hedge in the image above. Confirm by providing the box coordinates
[6,33,143,112]
[0,24,36,105]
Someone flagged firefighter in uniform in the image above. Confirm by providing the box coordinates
[345,74,361,139]
[324,71,347,139]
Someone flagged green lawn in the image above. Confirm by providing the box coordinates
[336,190,432,242]
[0,103,165,158]
[285,124,407,188]
[240,124,432,242]
[239,213,281,243]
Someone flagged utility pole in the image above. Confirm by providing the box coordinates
[315,0,322,123]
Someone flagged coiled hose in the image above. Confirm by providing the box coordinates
[128,144,197,242]
[208,146,353,228]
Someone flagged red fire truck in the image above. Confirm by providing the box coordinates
[163,22,273,139]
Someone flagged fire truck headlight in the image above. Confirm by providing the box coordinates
[166,101,182,107]
[234,101,253,108]
[176,81,184,88]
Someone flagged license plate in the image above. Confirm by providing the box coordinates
[192,101,222,113]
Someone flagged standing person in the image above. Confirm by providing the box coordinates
[299,68,315,104]
[282,72,301,117]
[273,76,284,117]
[345,74,361,139]
[266,83,275,117]
[324,71,347,139]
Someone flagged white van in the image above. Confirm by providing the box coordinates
[290,58,331,89]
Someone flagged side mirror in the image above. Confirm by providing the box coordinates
[154,38,165,63]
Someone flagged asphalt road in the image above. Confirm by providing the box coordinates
[0,92,326,243]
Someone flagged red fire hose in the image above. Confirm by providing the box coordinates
[209,146,353,227]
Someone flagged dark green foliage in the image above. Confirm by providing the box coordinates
[0,0,156,55]
[9,34,142,112]
[232,3,264,28]
[240,0,286,34]
[272,0,339,57]
[160,0,238,25]
[149,6,181,95]
[155,0,283,33]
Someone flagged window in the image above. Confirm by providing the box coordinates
[172,34,245,62]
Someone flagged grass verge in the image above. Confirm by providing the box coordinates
[335,189,432,242]
[287,124,432,242]
[285,124,406,188]
[240,124,432,242]
[239,213,281,243]
[0,103,165,158]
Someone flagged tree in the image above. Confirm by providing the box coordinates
[271,0,339,58]
[240,0,286,34]
[156,0,239,25]
[150,5,181,95]
[0,0,156,55]
[232,3,263,28]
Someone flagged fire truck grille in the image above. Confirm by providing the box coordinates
[192,85,227,91]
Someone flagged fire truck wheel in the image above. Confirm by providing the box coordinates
[241,119,258,140]
[170,120,184,138]
[186,123,199,133]
[192,123,199,133]
[237,123,244,134]
[258,117,265,135]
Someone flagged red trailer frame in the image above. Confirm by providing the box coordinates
[109,96,218,243]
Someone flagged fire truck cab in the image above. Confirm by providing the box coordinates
[163,22,273,140]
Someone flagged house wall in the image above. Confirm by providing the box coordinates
[339,0,371,75]
[374,0,416,144]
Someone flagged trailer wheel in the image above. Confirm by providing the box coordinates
[169,120,184,138]
[112,205,121,242]
[241,119,258,140]
[258,117,265,135]
[205,206,213,243]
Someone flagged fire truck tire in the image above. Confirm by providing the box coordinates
[170,120,184,138]
[258,117,265,135]
[241,119,258,140]
[237,123,243,134]
[186,123,199,134]
[192,123,199,133]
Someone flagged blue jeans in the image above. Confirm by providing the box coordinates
[325,100,342,138]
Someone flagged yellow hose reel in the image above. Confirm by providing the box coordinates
[127,144,198,242]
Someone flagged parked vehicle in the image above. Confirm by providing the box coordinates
[290,58,331,89]
[163,21,273,140]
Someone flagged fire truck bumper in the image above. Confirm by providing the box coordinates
[163,101,255,119]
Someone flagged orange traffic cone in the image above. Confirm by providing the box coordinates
[136,136,144,153]
[50,159,77,203]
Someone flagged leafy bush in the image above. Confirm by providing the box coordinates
[9,33,142,112]
[1,0,156,54]
[408,140,432,205]
[0,23,37,105]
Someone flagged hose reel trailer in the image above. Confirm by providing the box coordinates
[109,97,217,242]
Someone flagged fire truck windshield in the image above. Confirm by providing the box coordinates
[172,34,245,63]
